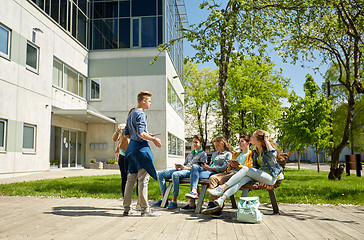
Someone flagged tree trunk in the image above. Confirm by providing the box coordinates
[203,103,210,150]
[316,143,320,172]
[218,59,231,142]
[328,88,355,180]
[297,150,301,170]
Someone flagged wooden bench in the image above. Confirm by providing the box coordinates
[161,156,287,214]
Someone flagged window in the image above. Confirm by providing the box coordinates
[167,81,184,119]
[168,133,183,156]
[23,124,36,153]
[52,58,86,98]
[0,23,11,59]
[0,119,7,152]
[26,41,39,72]
[90,79,101,100]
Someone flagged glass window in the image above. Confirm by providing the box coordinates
[0,119,6,151]
[23,124,36,152]
[132,18,139,47]
[167,81,184,119]
[78,0,88,14]
[141,17,156,47]
[77,11,87,46]
[119,0,130,17]
[94,1,118,19]
[119,18,130,48]
[78,75,86,97]
[64,65,78,95]
[90,79,100,100]
[26,41,39,72]
[53,59,63,87]
[72,3,77,38]
[168,133,183,156]
[51,0,59,22]
[92,19,118,49]
[0,24,11,59]
[132,0,156,16]
[60,0,68,29]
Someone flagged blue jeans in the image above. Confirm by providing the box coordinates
[158,169,190,197]
[190,164,216,190]
[223,166,277,198]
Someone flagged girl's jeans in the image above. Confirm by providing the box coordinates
[190,164,216,190]
[223,166,277,198]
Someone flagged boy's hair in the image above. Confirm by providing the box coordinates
[193,135,203,143]
[137,91,152,103]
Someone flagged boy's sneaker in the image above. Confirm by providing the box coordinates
[185,191,199,199]
[180,204,196,212]
[211,210,223,218]
[208,185,224,196]
[201,202,220,215]
[152,199,163,207]
[123,209,139,216]
[167,201,178,209]
[141,210,161,217]
[214,197,224,209]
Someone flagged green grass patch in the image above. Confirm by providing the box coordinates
[0,168,363,205]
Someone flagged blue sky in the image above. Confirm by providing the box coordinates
[183,1,329,97]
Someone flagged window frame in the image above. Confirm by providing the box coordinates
[0,119,7,152]
[0,23,11,60]
[22,123,37,153]
[90,78,101,101]
[26,41,40,73]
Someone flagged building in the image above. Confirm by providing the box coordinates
[0,0,187,174]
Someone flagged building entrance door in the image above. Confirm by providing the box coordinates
[61,129,78,168]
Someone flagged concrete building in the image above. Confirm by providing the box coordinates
[0,0,187,174]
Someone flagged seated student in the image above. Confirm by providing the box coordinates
[153,135,207,210]
[208,130,284,213]
[184,136,232,208]
[202,135,252,216]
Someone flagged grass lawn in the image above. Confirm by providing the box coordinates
[0,168,363,205]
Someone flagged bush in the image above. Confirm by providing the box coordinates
[107,159,117,164]
[90,159,96,163]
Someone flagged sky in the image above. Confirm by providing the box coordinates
[183,1,329,98]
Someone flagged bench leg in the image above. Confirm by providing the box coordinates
[195,185,208,213]
[230,195,237,209]
[268,189,279,214]
[161,182,173,208]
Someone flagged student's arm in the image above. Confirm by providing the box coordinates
[138,132,162,148]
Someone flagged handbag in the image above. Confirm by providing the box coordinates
[236,196,263,223]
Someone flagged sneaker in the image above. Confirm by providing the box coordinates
[214,197,224,209]
[201,202,220,215]
[141,210,161,217]
[167,201,178,209]
[185,191,199,199]
[123,209,139,216]
[208,185,224,196]
[135,204,142,211]
[180,204,196,212]
[152,199,163,207]
[211,210,223,218]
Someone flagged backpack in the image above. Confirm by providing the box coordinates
[236,196,263,223]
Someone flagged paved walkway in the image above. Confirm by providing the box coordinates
[0,165,363,239]
[0,196,363,240]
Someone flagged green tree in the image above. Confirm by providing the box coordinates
[157,0,272,142]
[278,75,331,171]
[184,62,219,149]
[235,0,363,179]
[226,57,290,140]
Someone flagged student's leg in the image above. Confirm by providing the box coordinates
[171,170,190,200]
[158,169,175,196]
[137,169,150,213]
[190,164,204,191]
[123,172,138,213]
[209,172,234,202]
[118,155,127,198]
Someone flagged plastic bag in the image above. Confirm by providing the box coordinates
[236,196,263,223]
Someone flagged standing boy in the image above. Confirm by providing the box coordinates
[123,91,162,216]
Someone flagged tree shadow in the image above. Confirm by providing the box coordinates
[44,206,127,218]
